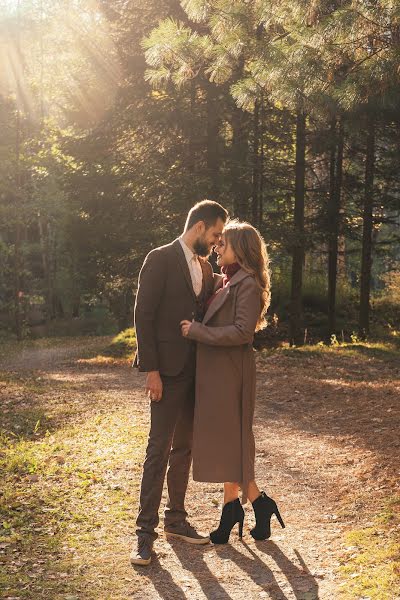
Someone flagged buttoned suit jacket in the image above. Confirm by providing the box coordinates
[133,238,214,376]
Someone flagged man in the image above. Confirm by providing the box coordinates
[131,200,228,566]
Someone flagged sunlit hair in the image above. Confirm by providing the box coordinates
[223,220,271,331]
[184,200,228,231]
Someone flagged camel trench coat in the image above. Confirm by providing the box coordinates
[186,268,261,503]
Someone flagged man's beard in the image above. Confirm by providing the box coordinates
[193,236,210,257]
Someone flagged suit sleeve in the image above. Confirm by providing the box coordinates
[134,249,167,372]
[186,277,260,346]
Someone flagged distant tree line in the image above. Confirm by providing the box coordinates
[0,0,399,343]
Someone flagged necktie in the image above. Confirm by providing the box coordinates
[191,255,202,296]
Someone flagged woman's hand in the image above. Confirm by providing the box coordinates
[180,320,193,337]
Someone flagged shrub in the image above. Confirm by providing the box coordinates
[103,328,136,358]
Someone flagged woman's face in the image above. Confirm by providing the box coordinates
[215,234,236,267]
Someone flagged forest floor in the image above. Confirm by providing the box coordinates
[0,336,399,600]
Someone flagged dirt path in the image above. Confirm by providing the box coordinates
[1,339,399,600]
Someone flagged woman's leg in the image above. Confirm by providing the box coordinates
[224,480,261,504]
[223,482,240,504]
[212,482,244,544]
[247,480,261,503]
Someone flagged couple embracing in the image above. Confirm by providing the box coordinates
[131,200,285,566]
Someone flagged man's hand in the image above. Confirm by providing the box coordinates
[180,320,193,337]
[145,371,163,402]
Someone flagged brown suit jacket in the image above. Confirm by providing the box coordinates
[133,238,214,376]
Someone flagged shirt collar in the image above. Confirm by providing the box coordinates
[179,236,197,264]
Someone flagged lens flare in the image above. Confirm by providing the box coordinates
[0,0,122,124]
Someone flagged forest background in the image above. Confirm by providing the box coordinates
[1,3,400,599]
[0,0,399,346]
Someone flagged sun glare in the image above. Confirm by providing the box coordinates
[0,0,122,124]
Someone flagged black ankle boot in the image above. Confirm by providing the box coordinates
[210,498,244,544]
[250,491,285,540]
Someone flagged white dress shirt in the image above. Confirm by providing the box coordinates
[179,237,203,296]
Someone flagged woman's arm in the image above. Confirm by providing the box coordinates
[185,277,260,346]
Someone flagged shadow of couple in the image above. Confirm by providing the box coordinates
[133,538,320,600]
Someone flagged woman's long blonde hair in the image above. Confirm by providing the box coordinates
[223,220,271,331]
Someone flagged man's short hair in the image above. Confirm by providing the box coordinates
[184,200,228,231]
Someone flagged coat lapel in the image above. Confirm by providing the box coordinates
[203,268,250,325]
[203,284,228,325]
[200,258,213,298]
[173,239,196,300]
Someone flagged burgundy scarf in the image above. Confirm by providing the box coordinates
[205,262,241,310]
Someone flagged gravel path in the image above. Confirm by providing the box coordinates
[2,339,399,599]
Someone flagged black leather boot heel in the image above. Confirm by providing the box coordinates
[210,498,245,544]
[250,491,285,540]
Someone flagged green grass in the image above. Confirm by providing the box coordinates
[258,339,400,363]
[0,371,147,599]
[73,328,136,366]
[101,327,136,359]
[339,497,400,599]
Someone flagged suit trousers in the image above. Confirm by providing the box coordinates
[136,352,196,541]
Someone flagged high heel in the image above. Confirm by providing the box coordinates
[250,491,285,541]
[210,498,245,544]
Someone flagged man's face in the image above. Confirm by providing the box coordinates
[193,218,225,257]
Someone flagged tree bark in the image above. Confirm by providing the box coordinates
[72,296,80,319]
[38,214,56,320]
[205,81,220,198]
[231,103,249,219]
[289,109,306,346]
[187,80,196,177]
[251,99,260,226]
[327,117,344,336]
[14,106,23,340]
[258,95,265,228]
[230,59,249,219]
[13,0,23,340]
[359,116,375,338]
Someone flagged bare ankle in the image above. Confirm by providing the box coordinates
[224,495,239,505]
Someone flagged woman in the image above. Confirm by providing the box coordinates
[180,220,285,544]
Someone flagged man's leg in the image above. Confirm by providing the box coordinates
[164,376,195,528]
[135,370,194,541]
[163,372,209,544]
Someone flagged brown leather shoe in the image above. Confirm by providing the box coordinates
[165,521,210,545]
[130,536,152,566]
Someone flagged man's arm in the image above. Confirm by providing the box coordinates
[134,248,167,373]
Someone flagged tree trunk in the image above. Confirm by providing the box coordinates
[118,291,132,332]
[337,223,346,279]
[327,117,344,337]
[205,81,220,198]
[258,95,265,228]
[186,80,196,178]
[55,295,64,318]
[110,290,132,332]
[230,59,249,219]
[14,220,23,340]
[359,116,375,338]
[72,299,80,319]
[14,108,23,340]
[289,109,306,346]
[13,1,23,340]
[231,103,249,219]
[38,214,56,320]
[251,99,260,226]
